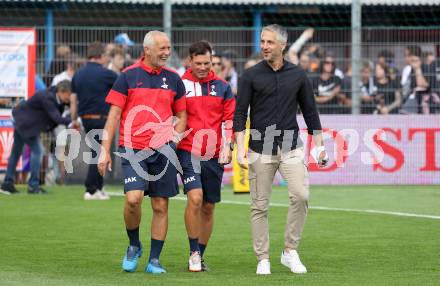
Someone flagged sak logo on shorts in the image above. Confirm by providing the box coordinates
[125,177,137,184]
[184,176,196,185]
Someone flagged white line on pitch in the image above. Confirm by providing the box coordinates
[105,192,440,220]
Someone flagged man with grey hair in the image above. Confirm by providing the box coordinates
[234,24,328,275]
[99,30,187,274]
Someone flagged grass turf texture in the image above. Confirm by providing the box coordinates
[1,185,439,286]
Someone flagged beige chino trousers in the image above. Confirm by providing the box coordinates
[248,147,310,261]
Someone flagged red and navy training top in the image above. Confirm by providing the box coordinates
[105,58,186,150]
[178,69,235,158]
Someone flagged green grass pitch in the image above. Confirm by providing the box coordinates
[1,185,439,286]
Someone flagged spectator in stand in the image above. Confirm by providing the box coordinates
[108,46,125,74]
[430,52,440,113]
[286,28,314,65]
[305,44,325,74]
[220,50,238,95]
[401,46,420,101]
[373,63,401,114]
[340,61,377,114]
[298,52,311,73]
[423,51,435,66]
[114,33,135,68]
[400,46,435,114]
[104,43,116,67]
[211,54,223,77]
[44,45,71,86]
[177,55,191,77]
[359,61,378,113]
[311,55,344,114]
[244,53,263,70]
[377,49,398,81]
[51,54,82,86]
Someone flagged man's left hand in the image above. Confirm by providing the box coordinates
[218,147,232,165]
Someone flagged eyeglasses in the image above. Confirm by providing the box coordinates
[212,62,222,66]
[324,61,335,65]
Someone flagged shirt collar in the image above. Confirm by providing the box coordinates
[139,57,162,75]
[264,59,288,72]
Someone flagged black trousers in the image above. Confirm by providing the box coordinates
[82,118,106,193]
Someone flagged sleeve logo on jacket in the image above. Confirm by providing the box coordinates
[210,85,217,96]
[161,77,168,89]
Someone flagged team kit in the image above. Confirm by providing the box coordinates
[98,26,327,275]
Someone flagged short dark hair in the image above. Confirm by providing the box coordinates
[212,54,222,61]
[406,45,422,58]
[87,41,104,59]
[189,41,212,58]
[56,80,72,93]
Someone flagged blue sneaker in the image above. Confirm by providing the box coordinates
[145,258,166,274]
[122,245,142,272]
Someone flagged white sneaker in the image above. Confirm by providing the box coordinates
[83,192,101,200]
[281,249,307,274]
[97,189,110,200]
[256,259,271,275]
[188,251,202,272]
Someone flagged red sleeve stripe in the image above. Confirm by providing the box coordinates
[106,90,127,108]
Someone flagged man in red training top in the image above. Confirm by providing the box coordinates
[98,30,187,274]
[177,41,235,272]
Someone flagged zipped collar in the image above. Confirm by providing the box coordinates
[182,68,217,83]
[138,57,162,75]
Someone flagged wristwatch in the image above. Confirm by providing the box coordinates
[229,142,235,151]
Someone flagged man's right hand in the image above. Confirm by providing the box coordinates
[98,147,112,177]
[236,148,248,169]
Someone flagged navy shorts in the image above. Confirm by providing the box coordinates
[119,142,179,198]
[177,149,224,204]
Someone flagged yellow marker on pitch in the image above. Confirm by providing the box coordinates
[232,119,250,193]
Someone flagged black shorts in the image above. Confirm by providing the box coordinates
[177,149,224,203]
[119,143,179,198]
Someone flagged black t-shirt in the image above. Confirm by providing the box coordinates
[233,60,322,154]
[311,74,342,106]
[375,78,400,113]
[410,63,434,91]
[430,60,440,94]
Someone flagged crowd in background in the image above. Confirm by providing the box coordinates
[21,30,440,117]
[2,30,440,187]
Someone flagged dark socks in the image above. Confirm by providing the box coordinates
[126,227,140,247]
[149,238,165,261]
[189,237,200,253]
[199,243,207,257]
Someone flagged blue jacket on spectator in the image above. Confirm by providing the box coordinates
[12,86,70,139]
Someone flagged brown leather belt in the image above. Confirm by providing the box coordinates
[81,114,108,120]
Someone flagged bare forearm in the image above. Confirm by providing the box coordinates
[174,110,187,134]
[102,106,121,151]
[70,94,78,120]
[415,69,429,88]
[234,131,246,150]
[387,91,402,112]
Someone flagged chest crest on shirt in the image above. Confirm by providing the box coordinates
[161,77,168,89]
[210,85,217,96]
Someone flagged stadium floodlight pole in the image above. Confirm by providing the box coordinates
[163,0,172,40]
[351,0,362,115]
